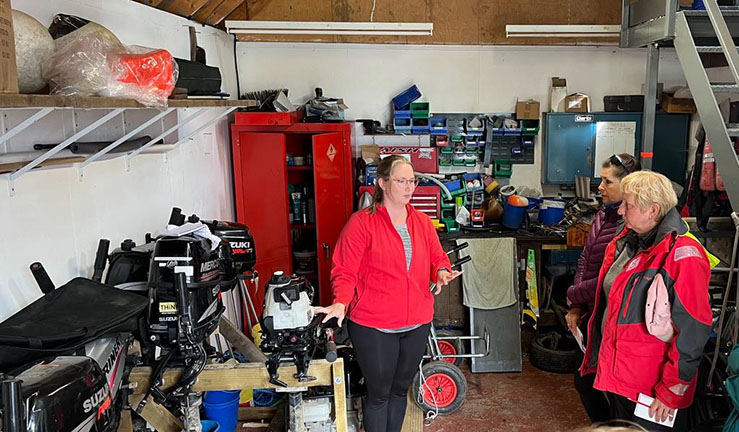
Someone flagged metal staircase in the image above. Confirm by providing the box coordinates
[622,0,739,210]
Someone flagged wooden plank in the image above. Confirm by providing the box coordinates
[234,0,621,45]
[224,2,248,23]
[238,406,278,421]
[265,402,285,432]
[218,316,267,363]
[117,409,133,432]
[0,156,85,174]
[207,0,247,26]
[332,360,347,432]
[0,94,256,108]
[129,359,337,394]
[130,395,183,432]
[400,391,423,432]
[193,0,227,24]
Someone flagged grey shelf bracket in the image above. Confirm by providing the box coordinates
[7,108,126,196]
[169,107,238,149]
[126,107,209,165]
[0,108,54,149]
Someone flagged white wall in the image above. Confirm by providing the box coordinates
[0,0,237,321]
[236,42,690,193]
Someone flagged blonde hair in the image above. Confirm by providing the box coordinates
[369,155,414,215]
[620,170,677,219]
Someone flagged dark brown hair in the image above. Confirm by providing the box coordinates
[368,155,414,214]
[602,153,641,179]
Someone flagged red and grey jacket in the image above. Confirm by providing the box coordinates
[580,208,712,409]
[330,204,452,329]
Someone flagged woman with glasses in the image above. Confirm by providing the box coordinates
[566,153,641,423]
[315,155,461,432]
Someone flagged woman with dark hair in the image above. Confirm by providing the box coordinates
[315,155,461,432]
[566,153,641,422]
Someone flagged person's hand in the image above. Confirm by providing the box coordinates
[434,269,463,295]
[565,308,583,333]
[649,397,675,424]
[313,303,346,327]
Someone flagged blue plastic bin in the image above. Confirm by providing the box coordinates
[203,391,240,432]
[393,85,422,110]
[201,420,220,432]
[539,199,566,225]
[502,202,527,229]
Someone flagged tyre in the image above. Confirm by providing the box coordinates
[529,331,580,374]
[433,330,465,367]
[412,361,466,415]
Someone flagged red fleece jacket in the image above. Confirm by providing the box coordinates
[330,204,452,329]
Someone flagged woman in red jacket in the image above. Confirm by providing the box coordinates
[565,153,641,422]
[316,155,461,432]
[580,171,712,431]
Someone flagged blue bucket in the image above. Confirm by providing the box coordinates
[203,391,240,432]
[201,420,220,432]
[502,202,527,229]
[539,199,566,225]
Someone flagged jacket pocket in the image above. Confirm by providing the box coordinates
[613,339,668,387]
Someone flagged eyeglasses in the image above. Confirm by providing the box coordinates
[391,178,419,187]
[609,154,631,174]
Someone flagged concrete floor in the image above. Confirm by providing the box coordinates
[427,360,590,432]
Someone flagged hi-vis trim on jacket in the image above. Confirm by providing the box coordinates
[580,208,712,409]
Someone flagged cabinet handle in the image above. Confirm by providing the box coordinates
[322,243,330,260]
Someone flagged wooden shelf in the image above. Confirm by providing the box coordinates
[287,166,313,171]
[0,94,257,109]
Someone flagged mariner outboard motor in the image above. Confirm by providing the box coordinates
[260,272,337,387]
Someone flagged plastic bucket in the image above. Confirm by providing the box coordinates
[502,202,527,229]
[293,250,316,275]
[201,420,220,432]
[203,391,240,432]
[539,199,566,225]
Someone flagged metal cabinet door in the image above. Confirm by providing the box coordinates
[543,113,595,184]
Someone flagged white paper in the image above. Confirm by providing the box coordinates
[573,326,586,353]
[594,121,636,178]
[634,393,676,428]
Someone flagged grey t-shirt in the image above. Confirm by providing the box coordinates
[378,223,420,333]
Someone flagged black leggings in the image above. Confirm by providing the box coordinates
[348,320,430,432]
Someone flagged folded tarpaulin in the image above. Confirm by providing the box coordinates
[458,238,517,310]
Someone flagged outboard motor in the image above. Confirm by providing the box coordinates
[260,272,336,386]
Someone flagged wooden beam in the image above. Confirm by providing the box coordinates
[218,316,267,363]
[0,94,256,108]
[238,406,277,421]
[223,2,248,24]
[185,0,215,18]
[129,395,183,432]
[207,0,247,26]
[117,409,133,432]
[332,360,347,432]
[193,0,227,24]
[129,360,337,393]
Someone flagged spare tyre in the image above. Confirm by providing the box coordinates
[529,331,581,374]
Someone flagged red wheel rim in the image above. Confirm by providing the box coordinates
[422,372,458,408]
[438,341,457,365]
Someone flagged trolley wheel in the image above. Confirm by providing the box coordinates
[412,361,466,415]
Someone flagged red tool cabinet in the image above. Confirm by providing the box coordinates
[231,120,355,307]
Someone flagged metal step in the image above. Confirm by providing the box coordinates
[696,45,739,52]
[684,6,739,17]
[712,83,739,91]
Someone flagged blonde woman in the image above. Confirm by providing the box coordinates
[579,171,712,431]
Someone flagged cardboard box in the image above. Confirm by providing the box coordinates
[550,77,567,112]
[0,0,18,93]
[662,95,697,113]
[379,146,438,173]
[565,93,591,113]
[516,100,540,120]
